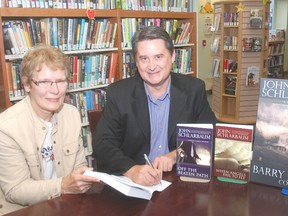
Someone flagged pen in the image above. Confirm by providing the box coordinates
[144,154,162,185]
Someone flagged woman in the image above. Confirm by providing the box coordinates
[0,44,99,215]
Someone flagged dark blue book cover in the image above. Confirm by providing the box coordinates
[176,124,213,182]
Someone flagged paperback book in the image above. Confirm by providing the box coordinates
[250,78,288,188]
[250,9,263,28]
[176,123,214,183]
[214,123,254,183]
[246,66,260,87]
[224,75,237,95]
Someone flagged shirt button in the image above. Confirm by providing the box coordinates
[53,141,56,144]
[58,161,61,165]
[66,150,70,153]
[159,145,162,149]
[0,204,3,208]
[42,127,46,130]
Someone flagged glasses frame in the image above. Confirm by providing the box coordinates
[31,78,68,88]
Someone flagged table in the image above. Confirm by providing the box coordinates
[5,170,288,216]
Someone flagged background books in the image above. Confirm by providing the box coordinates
[214,123,254,183]
[269,29,285,41]
[250,78,288,188]
[2,18,118,55]
[176,123,213,183]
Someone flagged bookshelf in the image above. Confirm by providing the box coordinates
[0,7,197,153]
[211,0,270,124]
[118,10,197,78]
[268,29,285,78]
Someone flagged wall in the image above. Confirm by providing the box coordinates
[196,0,214,90]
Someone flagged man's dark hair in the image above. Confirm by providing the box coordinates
[132,25,174,59]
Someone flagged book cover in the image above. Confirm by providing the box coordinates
[211,59,220,78]
[252,37,262,52]
[242,37,253,52]
[176,123,213,183]
[2,23,15,55]
[211,36,220,54]
[212,13,221,32]
[250,78,288,188]
[250,9,263,28]
[83,170,171,200]
[108,52,118,84]
[224,75,237,95]
[246,66,260,87]
[214,123,254,183]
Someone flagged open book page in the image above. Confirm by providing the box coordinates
[84,170,171,200]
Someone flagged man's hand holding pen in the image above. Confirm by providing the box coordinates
[123,164,162,186]
[144,154,162,185]
[123,151,176,186]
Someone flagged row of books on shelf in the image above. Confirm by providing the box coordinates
[122,51,136,79]
[268,43,285,56]
[3,18,118,55]
[0,0,193,11]
[1,0,116,9]
[223,12,239,26]
[121,18,193,48]
[213,8,269,31]
[268,55,284,68]
[269,29,285,41]
[212,36,265,54]
[267,67,283,79]
[69,52,118,88]
[4,52,117,98]
[121,47,193,79]
[172,47,192,74]
[64,89,106,124]
[176,78,288,188]
[120,0,192,12]
[223,35,238,50]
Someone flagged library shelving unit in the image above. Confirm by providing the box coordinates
[0,8,197,111]
[211,0,270,124]
[0,7,197,153]
[267,30,285,78]
[118,10,197,79]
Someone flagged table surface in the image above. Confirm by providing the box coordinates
[5,170,288,216]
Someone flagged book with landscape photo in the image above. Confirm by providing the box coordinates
[214,123,254,183]
[176,123,214,183]
[84,170,171,200]
[250,78,288,188]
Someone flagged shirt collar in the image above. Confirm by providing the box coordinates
[144,77,171,102]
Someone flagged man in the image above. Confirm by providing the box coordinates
[0,45,99,215]
[93,26,217,186]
